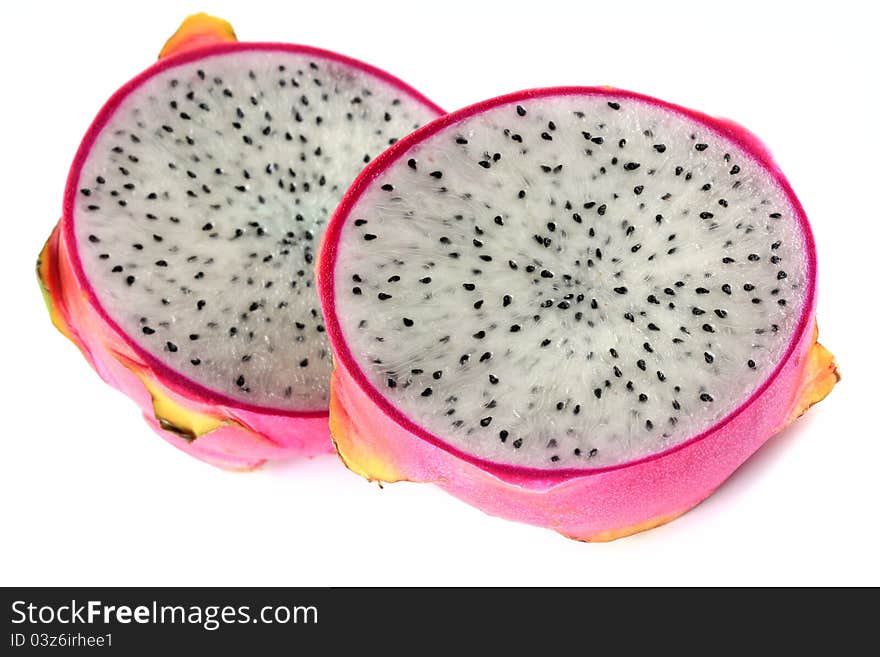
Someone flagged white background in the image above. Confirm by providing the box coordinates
[1,0,877,586]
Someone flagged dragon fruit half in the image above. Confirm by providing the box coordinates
[37,14,443,469]
[317,88,838,540]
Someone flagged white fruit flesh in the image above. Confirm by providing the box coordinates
[333,94,808,468]
[73,50,438,409]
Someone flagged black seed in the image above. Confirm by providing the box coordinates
[403,317,414,327]
[516,105,526,116]
[700,392,714,402]
[623,162,641,171]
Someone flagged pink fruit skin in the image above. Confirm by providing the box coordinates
[41,223,330,470]
[319,87,838,540]
[40,41,444,471]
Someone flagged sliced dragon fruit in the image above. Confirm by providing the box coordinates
[317,88,838,540]
[37,14,443,469]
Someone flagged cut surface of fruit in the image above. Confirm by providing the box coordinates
[325,89,810,469]
[40,15,442,469]
[318,87,837,539]
[70,45,440,411]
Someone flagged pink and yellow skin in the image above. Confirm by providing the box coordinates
[39,221,327,470]
[37,14,444,470]
[318,88,839,541]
